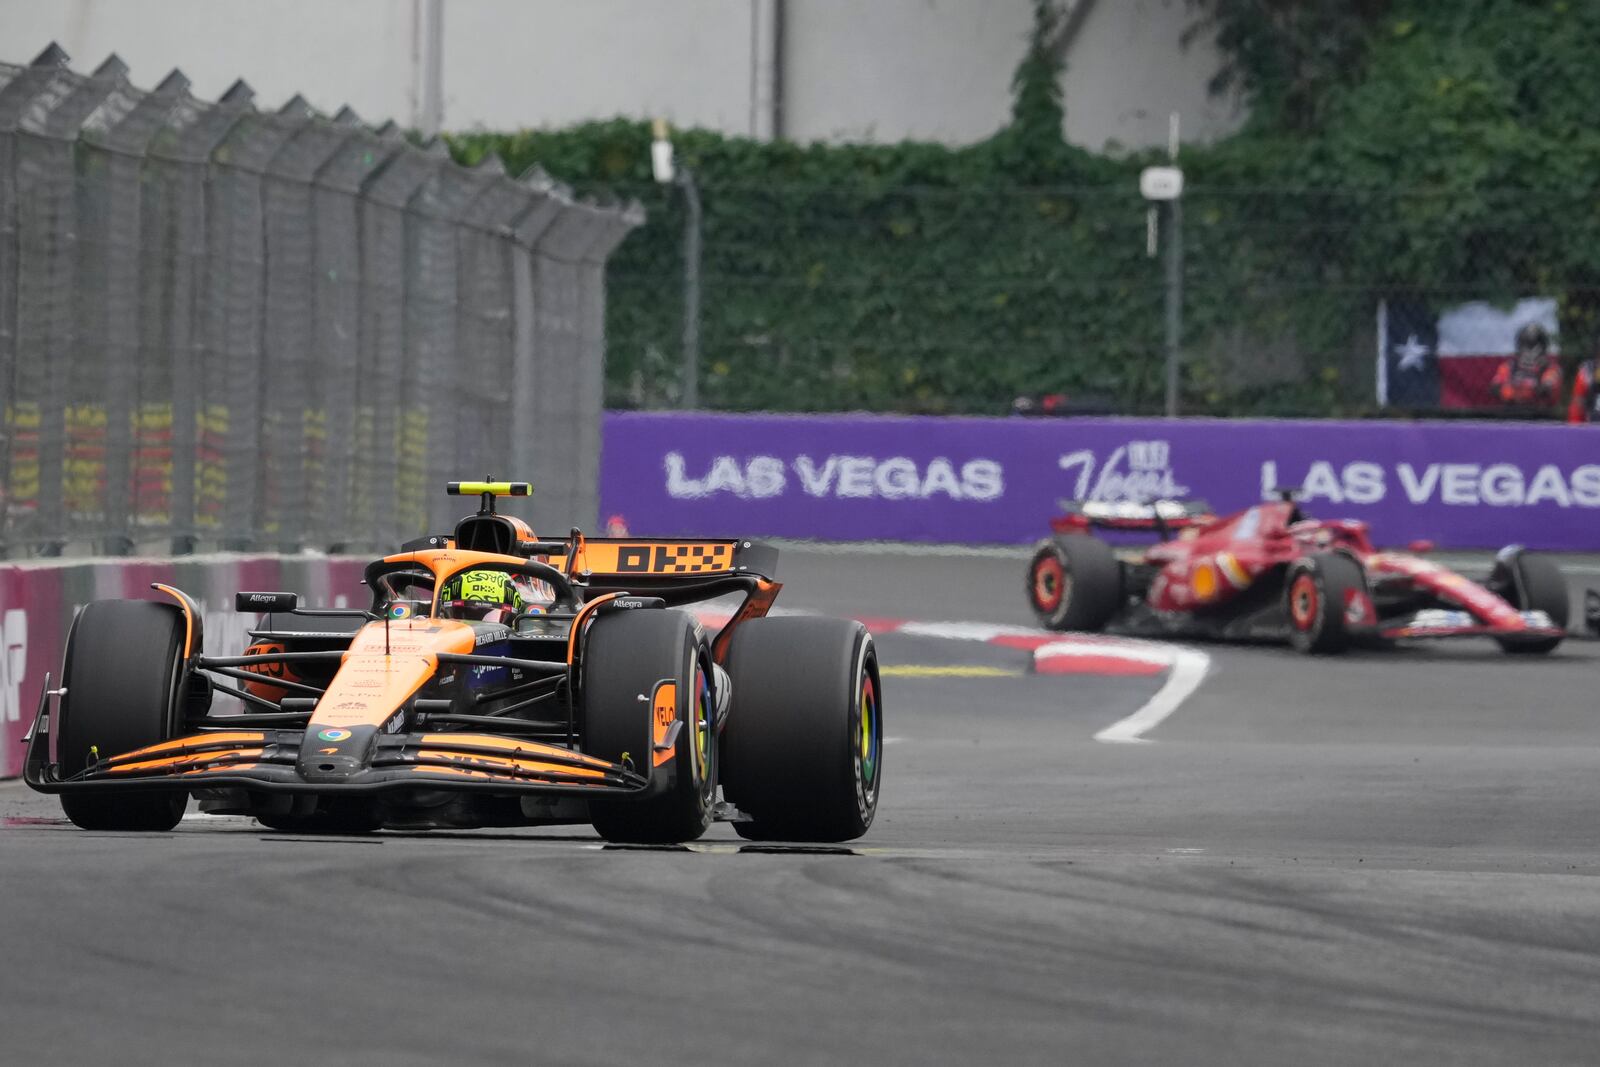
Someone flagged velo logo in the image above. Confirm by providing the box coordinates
[1057,440,1190,504]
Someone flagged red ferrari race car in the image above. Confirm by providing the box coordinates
[1025,495,1570,654]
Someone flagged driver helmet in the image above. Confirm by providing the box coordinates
[438,569,525,623]
[1515,322,1550,367]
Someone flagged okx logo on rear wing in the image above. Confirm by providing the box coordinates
[551,539,779,582]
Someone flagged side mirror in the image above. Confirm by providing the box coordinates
[236,591,298,613]
[1585,589,1600,635]
[1407,539,1435,554]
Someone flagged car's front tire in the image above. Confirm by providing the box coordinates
[1492,551,1568,654]
[583,609,715,844]
[56,600,190,831]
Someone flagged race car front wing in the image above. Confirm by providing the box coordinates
[23,679,650,798]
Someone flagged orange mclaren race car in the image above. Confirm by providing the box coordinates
[24,482,882,842]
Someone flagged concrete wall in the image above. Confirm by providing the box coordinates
[780,0,1034,145]
[0,0,1242,149]
[1061,0,1242,151]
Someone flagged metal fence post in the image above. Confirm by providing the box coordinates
[509,166,565,526]
[14,46,118,554]
[357,121,438,545]
[405,142,484,534]
[459,161,533,523]
[207,81,290,548]
[81,56,190,552]
[261,95,353,550]
[152,75,251,550]
[0,59,23,555]
[577,199,644,528]
[527,190,602,530]
[1164,196,1183,418]
[679,169,701,410]
[314,106,400,550]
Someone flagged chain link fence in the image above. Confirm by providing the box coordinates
[0,46,642,558]
[600,179,1597,422]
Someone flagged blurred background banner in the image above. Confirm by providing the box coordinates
[601,411,1600,550]
[0,48,641,558]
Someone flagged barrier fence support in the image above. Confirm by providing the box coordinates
[0,44,642,557]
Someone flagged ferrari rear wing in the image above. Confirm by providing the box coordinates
[1051,499,1214,540]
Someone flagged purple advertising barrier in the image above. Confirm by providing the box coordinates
[601,411,1600,550]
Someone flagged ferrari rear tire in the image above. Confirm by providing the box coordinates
[56,600,189,831]
[584,609,715,844]
[1285,552,1364,655]
[1493,552,1568,654]
[1027,535,1123,632]
[720,617,881,842]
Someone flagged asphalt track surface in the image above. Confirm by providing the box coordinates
[4,546,1600,1064]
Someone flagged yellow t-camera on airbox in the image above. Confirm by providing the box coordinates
[446,481,532,498]
[447,481,533,515]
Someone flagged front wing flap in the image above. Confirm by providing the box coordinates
[1377,607,1565,642]
[25,716,649,797]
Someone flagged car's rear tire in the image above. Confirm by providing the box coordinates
[1285,552,1364,655]
[1492,551,1568,654]
[1027,535,1123,632]
[583,609,714,844]
[56,600,190,831]
[721,617,881,842]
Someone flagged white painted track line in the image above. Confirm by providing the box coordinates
[1092,647,1212,744]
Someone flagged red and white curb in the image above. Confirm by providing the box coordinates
[696,612,1210,744]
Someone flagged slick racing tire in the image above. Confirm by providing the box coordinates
[56,600,190,831]
[584,609,715,844]
[1491,551,1568,655]
[720,617,881,843]
[1285,552,1365,655]
[1027,535,1123,632]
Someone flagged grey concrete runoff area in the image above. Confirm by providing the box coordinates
[4,544,1600,1065]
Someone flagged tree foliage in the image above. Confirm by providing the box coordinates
[1185,0,1393,132]
[449,0,1600,416]
[1000,0,1070,177]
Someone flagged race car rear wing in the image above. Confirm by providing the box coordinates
[1051,499,1214,540]
[549,537,783,663]
[551,537,778,583]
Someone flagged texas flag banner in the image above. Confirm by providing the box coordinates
[1377,297,1558,409]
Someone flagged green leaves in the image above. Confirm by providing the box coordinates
[441,0,1600,418]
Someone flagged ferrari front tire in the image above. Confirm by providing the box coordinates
[1492,551,1568,655]
[1285,553,1364,655]
[720,617,881,842]
[1027,535,1123,632]
[56,600,190,831]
